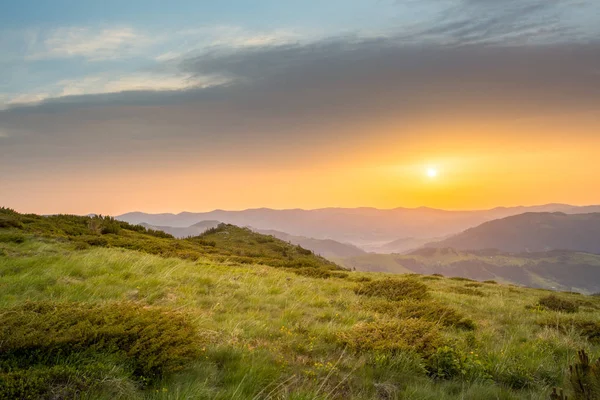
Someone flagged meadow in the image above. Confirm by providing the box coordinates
[1,208,600,399]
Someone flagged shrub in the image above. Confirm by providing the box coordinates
[483,280,498,284]
[337,319,442,356]
[0,213,23,229]
[100,223,121,235]
[293,268,332,279]
[539,318,600,343]
[0,233,26,244]
[1,365,92,400]
[450,277,475,282]
[0,301,200,388]
[538,295,579,313]
[355,278,430,301]
[366,299,476,330]
[449,286,486,297]
[72,241,91,250]
[427,346,490,381]
[80,235,109,247]
[464,282,483,288]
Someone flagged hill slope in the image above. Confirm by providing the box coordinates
[3,207,600,399]
[0,208,340,272]
[428,212,600,254]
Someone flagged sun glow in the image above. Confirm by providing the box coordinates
[426,167,438,178]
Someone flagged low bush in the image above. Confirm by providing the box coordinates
[293,268,332,279]
[427,346,490,381]
[366,299,476,330]
[0,301,200,395]
[72,241,91,250]
[537,295,579,313]
[0,233,26,244]
[464,282,483,288]
[0,213,23,229]
[539,318,600,343]
[337,319,442,356]
[355,278,430,301]
[483,280,498,284]
[449,286,486,297]
[450,277,475,282]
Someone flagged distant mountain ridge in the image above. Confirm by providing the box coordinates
[117,204,600,249]
[254,229,366,259]
[428,212,600,254]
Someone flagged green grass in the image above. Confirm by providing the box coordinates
[2,208,600,399]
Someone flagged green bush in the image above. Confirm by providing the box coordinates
[0,363,115,400]
[293,268,332,279]
[449,286,486,297]
[0,216,23,229]
[483,280,498,284]
[539,318,600,343]
[427,346,490,381]
[450,277,475,282]
[72,241,91,250]
[537,295,579,313]
[355,278,430,301]
[0,233,26,244]
[0,301,200,389]
[337,319,442,357]
[366,299,476,330]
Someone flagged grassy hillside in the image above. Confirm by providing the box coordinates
[0,207,340,272]
[428,212,600,254]
[341,248,600,294]
[2,208,600,399]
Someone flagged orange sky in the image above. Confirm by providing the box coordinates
[3,112,599,216]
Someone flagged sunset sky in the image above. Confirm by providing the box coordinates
[1,0,599,215]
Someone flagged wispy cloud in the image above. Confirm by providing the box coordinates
[27,27,151,61]
[2,71,230,108]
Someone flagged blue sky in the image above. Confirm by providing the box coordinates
[1,0,419,105]
[3,0,598,108]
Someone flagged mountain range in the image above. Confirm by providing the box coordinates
[428,212,600,254]
[117,204,600,249]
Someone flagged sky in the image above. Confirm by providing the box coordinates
[1,0,600,215]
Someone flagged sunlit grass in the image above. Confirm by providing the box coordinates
[1,233,600,399]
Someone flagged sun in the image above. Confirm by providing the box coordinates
[426,167,438,178]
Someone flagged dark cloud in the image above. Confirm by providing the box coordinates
[1,34,599,172]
